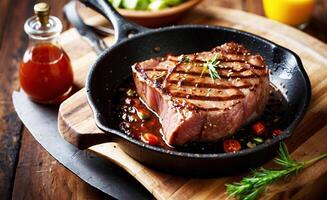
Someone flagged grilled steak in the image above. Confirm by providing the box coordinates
[132,42,269,145]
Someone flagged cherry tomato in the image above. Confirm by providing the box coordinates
[252,122,266,135]
[223,139,241,153]
[141,133,159,146]
[272,129,283,136]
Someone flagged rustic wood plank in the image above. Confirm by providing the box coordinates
[0,0,11,47]
[0,0,34,198]
[58,5,327,200]
[12,129,110,200]
[6,0,327,199]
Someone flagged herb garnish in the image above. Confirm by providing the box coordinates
[201,54,221,80]
[226,143,327,200]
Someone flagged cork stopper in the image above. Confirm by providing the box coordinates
[34,2,50,26]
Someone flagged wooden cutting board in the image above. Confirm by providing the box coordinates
[58,5,327,200]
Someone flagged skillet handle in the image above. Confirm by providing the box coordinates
[79,0,149,43]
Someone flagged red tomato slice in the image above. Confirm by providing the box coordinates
[272,129,283,136]
[252,122,266,135]
[223,139,241,153]
[141,133,159,146]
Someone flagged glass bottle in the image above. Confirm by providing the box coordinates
[19,2,73,104]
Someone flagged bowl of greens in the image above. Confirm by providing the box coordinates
[110,0,203,27]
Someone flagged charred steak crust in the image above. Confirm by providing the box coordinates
[132,42,269,145]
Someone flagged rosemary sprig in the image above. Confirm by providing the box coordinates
[226,143,327,200]
[202,54,221,80]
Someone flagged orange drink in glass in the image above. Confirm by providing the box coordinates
[263,0,315,27]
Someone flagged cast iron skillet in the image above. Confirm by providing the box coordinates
[80,0,311,175]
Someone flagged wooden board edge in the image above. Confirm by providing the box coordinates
[58,91,111,149]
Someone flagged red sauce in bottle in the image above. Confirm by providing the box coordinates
[20,3,74,104]
[19,44,73,104]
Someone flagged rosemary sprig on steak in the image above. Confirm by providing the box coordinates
[202,54,221,80]
[226,143,327,200]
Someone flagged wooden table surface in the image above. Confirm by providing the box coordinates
[1,0,327,199]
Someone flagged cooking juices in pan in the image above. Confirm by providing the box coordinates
[114,77,290,154]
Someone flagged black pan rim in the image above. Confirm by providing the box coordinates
[86,24,311,159]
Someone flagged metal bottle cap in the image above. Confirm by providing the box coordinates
[24,2,62,39]
[34,2,50,26]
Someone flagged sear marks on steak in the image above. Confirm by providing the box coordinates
[132,42,269,146]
